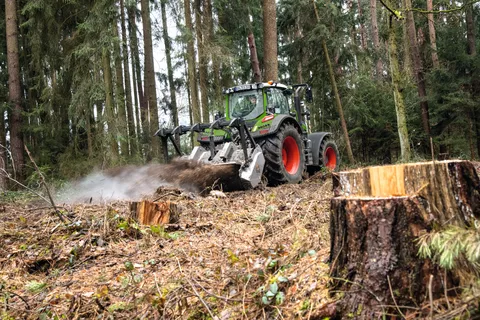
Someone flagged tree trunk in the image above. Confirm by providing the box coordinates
[184,0,201,126]
[312,0,355,164]
[113,22,129,157]
[127,3,146,152]
[248,33,262,83]
[370,0,383,79]
[102,47,120,163]
[426,0,439,68]
[263,0,278,81]
[141,0,161,160]
[465,0,476,56]
[405,0,431,139]
[330,160,480,318]
[207,0,222,114]
[195,0,209,123]
[6,0,25,183]
[120,0,137,156]
[357,0,366,50]
[160,0,178,131]
[387,13,411,161]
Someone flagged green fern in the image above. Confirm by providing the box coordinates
[418,226,480,270]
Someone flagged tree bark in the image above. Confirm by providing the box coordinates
[387,13,411,161]
[141,0,161,160]
[113,21,129,157]
[330,160,480,318]
[405,0,431,138]
[248,33,262,83]
[127,3,146,151]
[312,0,355,164]
[370,0,383,79]
[5,0,25,182]
[184,0,201,126]
[263,0,278,81]
[102,47,119,162]
[120,0,137,156]
[465,0,476,56]
[195,0,209,123]
[426,0,439,68]
[130,200,179,225]
[160,0,179,130]
[357,0,367,50]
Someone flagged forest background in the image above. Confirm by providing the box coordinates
[1,0,479,189]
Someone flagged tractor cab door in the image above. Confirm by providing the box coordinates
[265,88,290,115]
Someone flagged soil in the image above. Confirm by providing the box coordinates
[0,168,335,319]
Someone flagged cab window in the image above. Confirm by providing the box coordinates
[266,88,290,114]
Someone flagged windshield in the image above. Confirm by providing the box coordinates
[229,91,263,120]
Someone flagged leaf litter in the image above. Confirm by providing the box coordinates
[0,165,336,319]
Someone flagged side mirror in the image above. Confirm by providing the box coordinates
[306,87,313,103]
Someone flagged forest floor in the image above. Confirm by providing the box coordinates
[0,168,336,320]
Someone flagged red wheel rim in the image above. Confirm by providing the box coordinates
[325,146,337,170]
[282,136,300,174]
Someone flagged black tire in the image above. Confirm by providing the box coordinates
[259,123,305,186]
[319,139,340,171]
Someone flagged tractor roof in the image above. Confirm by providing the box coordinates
[223,82,290,94]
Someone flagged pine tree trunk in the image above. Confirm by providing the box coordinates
[5,0,25,183]
[370,0,383,79]
[0,105,6,190]
[127,5,144,151]
[195,0,210,123]
[330,160,480,318]
[102,47,120,163]
[426,0,439,68]
[160,0,178,131]
[263,0,278,81]
[405,0,430,139]
[465,0,476,56]
[184,0,201,126]
[141,0,161,160]
[312,0,355,164]
[357,0,366,50]
[248,33,262,83]
[387,14,411,161]
[113,22,129,157]
[120,0,137,156]
[206,0,222,113]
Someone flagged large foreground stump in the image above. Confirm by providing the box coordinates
[330,160,480,318]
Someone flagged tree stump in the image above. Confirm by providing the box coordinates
[329,160,480,318]
[130,200,179,225]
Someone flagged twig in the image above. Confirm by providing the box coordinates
[2,290,30,310]
[444,269,451,310]
[176,258,216,319]
[387,275,406,319]
[24,144,68,223]
[192,277,251,303]
[428,274,434,319]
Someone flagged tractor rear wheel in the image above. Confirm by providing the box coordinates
[260,124,305,186]
[319,139,339,171]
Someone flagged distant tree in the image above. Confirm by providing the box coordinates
[141,0,161,160]
[263,0,278,81]
[5,0,25,182]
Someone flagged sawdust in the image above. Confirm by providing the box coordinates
[0,175,336,319]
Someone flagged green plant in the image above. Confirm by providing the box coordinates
[418,225,480,270]
[261,282,286,306]
[25,280,47,293]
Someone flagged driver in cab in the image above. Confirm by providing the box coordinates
[233,94,258,117]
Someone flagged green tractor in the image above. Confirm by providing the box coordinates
[156,81,339,189]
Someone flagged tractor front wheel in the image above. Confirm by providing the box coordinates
[260,124,305,186]
[319,139,339,171]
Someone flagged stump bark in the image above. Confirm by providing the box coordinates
[130,200,179,225]
[329,160,480,318]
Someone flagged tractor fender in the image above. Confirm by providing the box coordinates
[308,132,332,166]
[267,115,302,135]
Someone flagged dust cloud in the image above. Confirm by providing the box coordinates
[57,159,244,204]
